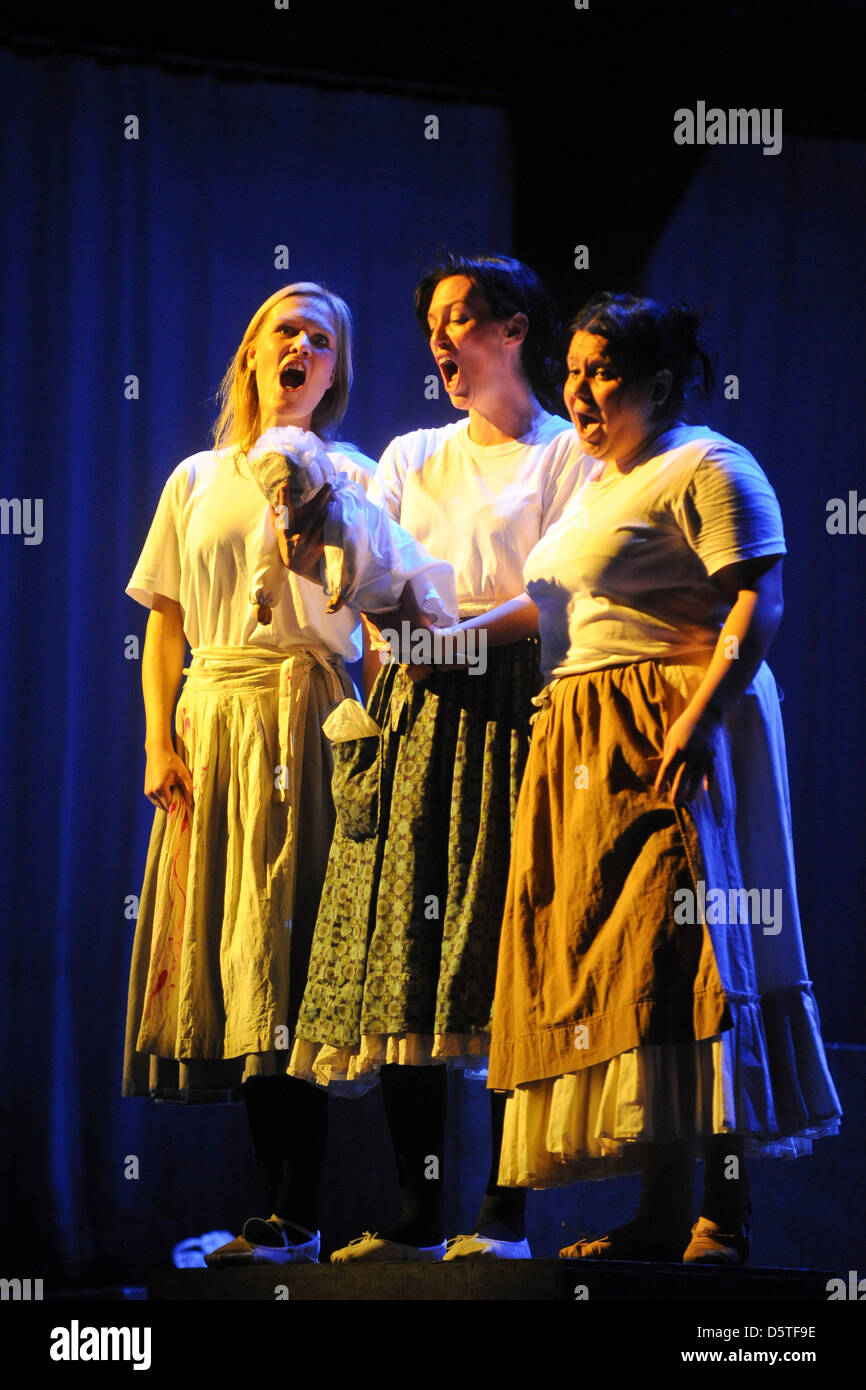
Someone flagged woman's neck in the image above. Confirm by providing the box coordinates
[258,408,314,435]
[601,418,678,476]
[466,385,546,447]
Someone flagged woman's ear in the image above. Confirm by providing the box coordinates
[652,368,674,410]
[247,345,258,372]
[504,312,529,346]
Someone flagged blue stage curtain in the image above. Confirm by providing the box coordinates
[0,43,512,1281]
[640,134,866,1044]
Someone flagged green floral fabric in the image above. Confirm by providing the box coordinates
[297,639,541,1046]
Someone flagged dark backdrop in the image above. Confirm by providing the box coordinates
[642,133,866,1039]
[0,38,513,1281]
[1,2,864,1284]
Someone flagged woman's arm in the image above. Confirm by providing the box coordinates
[449,592,539,648]
[655,555,784,804]
[379,590,540,684]
[142,593,195,812]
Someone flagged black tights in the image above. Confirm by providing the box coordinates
[475,1089,527,1240]
[700,1134,750,1228]
[377,1066,526,1246]
[378,1064,447,1246]
[635,1134,750,1238]
[242,1074,328,1233]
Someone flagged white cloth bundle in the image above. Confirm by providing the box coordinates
[247,427,458,625]
[322,699,382,742]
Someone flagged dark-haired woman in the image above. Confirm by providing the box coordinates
[290,255,591,1260]
[488,293,841,1263]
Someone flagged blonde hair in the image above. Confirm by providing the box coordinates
[213,281,353,452]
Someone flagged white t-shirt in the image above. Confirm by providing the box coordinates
[127,443,375,660]
[368,415,592,613]
[523,425,787,677]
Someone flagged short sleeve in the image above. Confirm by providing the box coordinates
[367,434,409,523]
[540,428,593,534]
[126,461,193,608]
[672,442,787,576]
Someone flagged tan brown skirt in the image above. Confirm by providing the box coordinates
[488,659,729,1091]
[488,659,841,1183]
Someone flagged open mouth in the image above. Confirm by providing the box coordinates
[280,364,306,390]
[439,358,458,386]
[576,411,602,433]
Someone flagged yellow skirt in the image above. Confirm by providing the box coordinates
[122,645,351,1102]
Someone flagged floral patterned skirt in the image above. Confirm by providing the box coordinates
[290,637,541,1090]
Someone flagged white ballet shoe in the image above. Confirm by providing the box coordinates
[443,1232,532,1260]
[330,1231,446,1263]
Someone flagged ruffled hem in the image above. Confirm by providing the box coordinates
[288,1032,490,1096]
[499,985,841,1187]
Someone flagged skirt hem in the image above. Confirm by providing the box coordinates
[498,982,842,1187]
[288,1031,491,1096]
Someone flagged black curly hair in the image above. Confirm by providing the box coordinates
[571,292,716,418]
[415,252,563,414]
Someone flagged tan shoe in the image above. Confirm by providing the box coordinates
[560,1220,682,1262]
[204,1218,320,1266]
[683,1213,750,1265]
[204,1232,255,1268]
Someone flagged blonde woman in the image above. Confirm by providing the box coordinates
[123,282,374,1265]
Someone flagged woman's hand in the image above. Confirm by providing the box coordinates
[653,708,719,805]
[142,595,192,811]
[393,580,435,634]
[144,743,194,813]
[363,582,436,683]
[653,557,784,806]
[271,481,334,579]
[403,660,435,684]
[397,582,435,682]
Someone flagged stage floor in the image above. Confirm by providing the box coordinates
[146,1259,836,1301]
